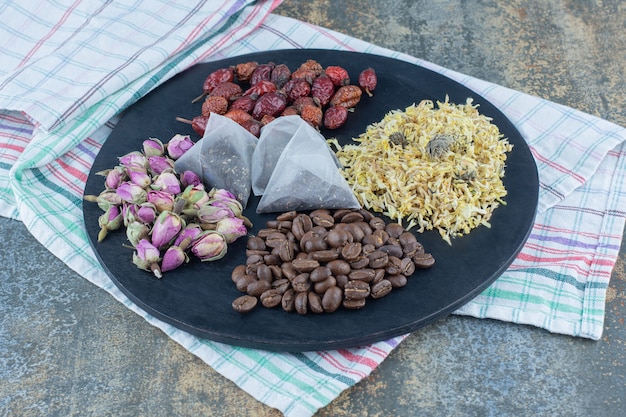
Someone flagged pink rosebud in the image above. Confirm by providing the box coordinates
[127,164,151,188]
[147,155,175,175]
[191,231,227,262]
[136,202,157,224]
[119,151,147,168]
[97,204,123,242]
[197,203,233,224]
[103,166,125,189]
[151,171,181,195]
[147,190,175,213]
[117,182,147,204]
[132,239,162,278]
[211,188,237,201]
[209,196,243,217]
[174,225,203,248]
[143,137,165,157]
[151,211,184,249]
[215,216,247,244]
[161,245,189,272]
[167,134,194,160]
[180,170,202,188]
[126,220,150,247]
[182,184,210,210]
[90,189,122,210]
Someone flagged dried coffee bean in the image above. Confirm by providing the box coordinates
[246,249,270,257]
[327,259,351,276]
[398,231,418,247]
[235,274,256,293]
[265,232,287,248]
[386,256,403,275]
[349,268,376,283]
[371,279,393,298]
[369,217,386,230]
[340,211,364,223]
[278,240,296,262]
[341,242,362,261]
[260,289,282,308]
[344,280,370,300]
[247,279,271,297]
[400,257,416,276]
[299,230,319,251]
[310,209,335,228]
[231,265,247,283]
[346,223,365,242]
[264,254,281,266]
[372,229,389,245]
[292,214,313,240]
[400,241,421,257]
[302,236,328,252]
[310,249,339,262]
[314,276,337,294]
[281,262,298,280]
[343,298,366,310]
[387,274,408,288]
[332,209,353,222]
[362,233,383,248]
[292,273,312,292]
[378,244,403,258]
[281,289,296,312]
[256,264,273,282]
[232,295,258,313]
[322,286,343,312]
[335,274,349,289]
[308,292,324,313]
[268,264,282,279]
[309,266,332,282]
[292,258,320,273]
[367,250,389,269]
[349,256,370,270]
[372,268,386,284]
[385,222,405,239]
[272,278,290,294]
[257,228,277,238]
[247,236,266,251]
[357,208,374,222]
[326,228,352,248]
[295,291,309,315]
[413,252,435,269]
[276,210,297,222]
[362,243,376,255]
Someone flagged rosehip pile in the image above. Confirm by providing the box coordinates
[179,59,377,137]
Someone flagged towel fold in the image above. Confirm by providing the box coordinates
[1,3,625,416]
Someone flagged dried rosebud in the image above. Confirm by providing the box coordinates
[119,151,147,168]
[136,202,157,224]
[208,196,242,218]
[182,184,210,210]
[146,190,175,213]
[97,204,123,242]
[147,155,175,176]
[151,171,181,195]
[117,182,147,204]
[126,164,151,188]
[191,230,227,262]
[126,220,150,247]
[151,211,184,249]
[180,170,202,188]
[132,239,162,278]
[99,166,125,190]
[197,203,233,224]
[215,216,247,244]
[84,189,122,210]
[143,137,165,157]
[167,134,194,160]
[161,245,189,273]
[210,188,237,201]
[174,224,203,248]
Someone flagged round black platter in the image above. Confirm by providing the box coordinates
[83,49,538,352]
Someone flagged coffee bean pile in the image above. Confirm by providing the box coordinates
[230,208,435,314]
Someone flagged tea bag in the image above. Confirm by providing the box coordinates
[175,113,256,208]
[251,115,303,196]
[256,117,360,213]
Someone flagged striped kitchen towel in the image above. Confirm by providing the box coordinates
[1,3,626,417]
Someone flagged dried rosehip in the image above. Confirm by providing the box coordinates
[270,63,292,89]
[235,61,258,82]
[281,106,299,116]
[191,67,235,103]
[298,59,324,77]
[252,92,287,120]
[209,81,242,101]
[323,106,348,130]
[292,96,319,113]
[260,114,276,125]
[300,104,323,129]
[224,109,254,125]
[325,66,350,86]
[243,80,277,97]
[359,67,377,97]
[329,85,362,108]
[201,95,228,117]
[290,68,316,84]
[229,95,257,113]
[192,115,208,136]
[311,75,335,107]
[241,119,263,137]
[284,78,311,102]
[250,62,275,86]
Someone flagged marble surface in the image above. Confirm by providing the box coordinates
[2,1,626,416]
